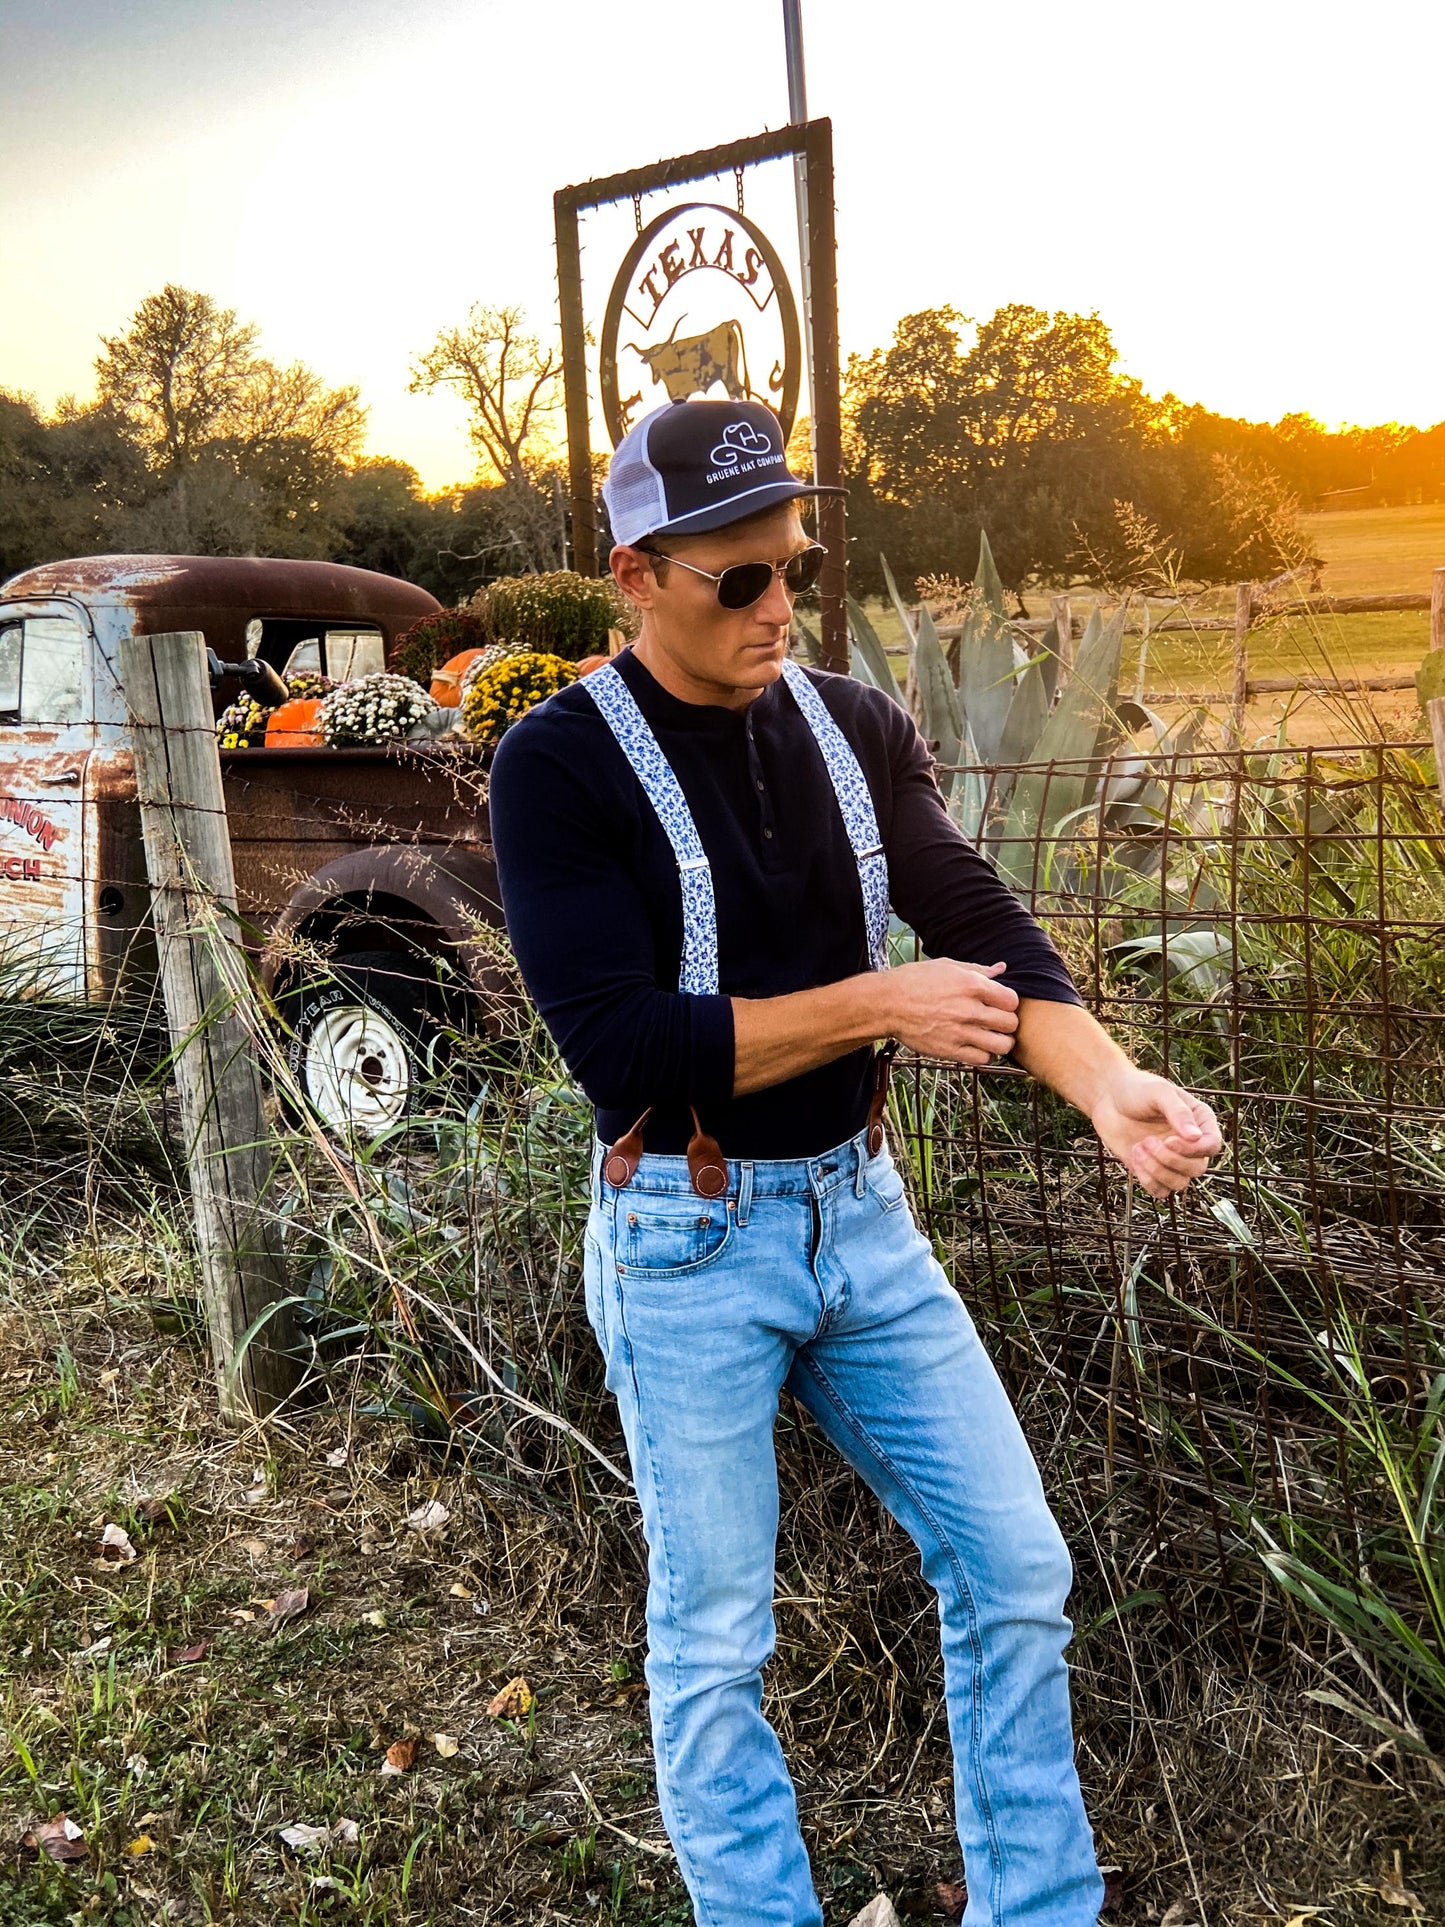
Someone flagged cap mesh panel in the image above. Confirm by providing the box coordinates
[602,421,668,545]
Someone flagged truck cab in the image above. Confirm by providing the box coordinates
[0,554,507,1135]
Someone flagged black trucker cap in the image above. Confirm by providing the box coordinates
[602,397,845,547]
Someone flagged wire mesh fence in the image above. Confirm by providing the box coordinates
[897,739,1445,1649]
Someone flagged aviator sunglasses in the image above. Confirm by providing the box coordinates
[638,541,827,610]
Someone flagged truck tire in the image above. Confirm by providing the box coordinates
[279,950,456,1139]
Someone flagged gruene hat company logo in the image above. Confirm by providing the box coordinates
[599,201,802,450]
[708,420,776,474]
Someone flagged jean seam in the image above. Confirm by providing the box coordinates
[793,1350,1006,1922]
[608,1270,724,1927]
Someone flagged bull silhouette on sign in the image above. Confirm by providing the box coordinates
[627,315,753,406]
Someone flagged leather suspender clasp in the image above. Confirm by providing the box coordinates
[866,1039,899,1156]
[603,1109,650,1188]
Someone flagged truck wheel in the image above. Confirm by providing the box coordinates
[280,950,453,1139]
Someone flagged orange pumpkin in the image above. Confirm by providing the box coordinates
[575,654,611,677]
[265,697,324,748]
[430,648,484,705]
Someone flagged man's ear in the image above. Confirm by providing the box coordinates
[610,545,657,611]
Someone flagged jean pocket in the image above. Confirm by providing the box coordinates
[617,1195,734,1276]
[865,1156,909,1214]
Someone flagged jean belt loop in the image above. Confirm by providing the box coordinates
[854,1134,868,1199]
[737,1159,754,1227]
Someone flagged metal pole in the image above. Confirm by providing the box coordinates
[554,190,598,577]
[804,118,847,672]
[782,0,818,478]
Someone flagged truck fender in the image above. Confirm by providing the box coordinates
[263,844,508,1000]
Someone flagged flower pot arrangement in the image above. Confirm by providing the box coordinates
[460,651,577,743]
[217,673,338,748]
[317,673,437,747]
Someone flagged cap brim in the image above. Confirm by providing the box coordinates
[648,479,847,539]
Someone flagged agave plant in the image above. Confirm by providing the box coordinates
[795,535,1236,998]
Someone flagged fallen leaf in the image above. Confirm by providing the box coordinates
[23,1815,87,1863]
[1378,1880,1422,1911]
[98,1368,120,1388]
[845,1898,901,1927]
[1160,1906,1201,1927]
[239,1536,268,1560]
[126,1834,156,1857]
[290,1535,315,1561]
[279,1817,360,1854]
[360,1609,386,1629]
[1100,1866,1125,1914]
[229,1608,256,1624]
[431,1732,459,1758]
[279,1823,334,1853]
[166,1640,209,1666]
[136,1497,169,1524]
[70,1636,113,1664]
[486,1675,534,1721]
[934,1879,967,1920]
[323,1488,351,1512]
[406,1499,449,1533]
[96,1522,137,1563]
[262,1587,310,1629]
[448,1582,473,1600]
[381,1737,418,1775]
[324,1445,350,1468]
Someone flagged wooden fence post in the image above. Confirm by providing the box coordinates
[1430,700,1445,814]
[1229,583,1254,747]
[117,629,300,1419]
[1050,595,1074,692]
[1431,567,1445,654]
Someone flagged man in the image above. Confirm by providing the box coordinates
[490,397,1221,1927]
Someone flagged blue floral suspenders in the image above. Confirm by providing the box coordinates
[580,656,895,1192]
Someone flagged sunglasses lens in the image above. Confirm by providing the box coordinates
[717,562,776,610]
[785,545,826,595]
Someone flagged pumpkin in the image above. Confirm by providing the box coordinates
[429,648,485,706]
[575,653,611,677]
[265,697,324,747]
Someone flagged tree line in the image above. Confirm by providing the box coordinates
[4,284,1444,601]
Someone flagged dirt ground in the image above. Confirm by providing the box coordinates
[3,1220,1441,1927]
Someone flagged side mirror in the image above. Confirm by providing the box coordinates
[208,650,289,708]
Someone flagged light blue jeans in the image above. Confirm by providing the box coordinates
[583,1127,1102,1927]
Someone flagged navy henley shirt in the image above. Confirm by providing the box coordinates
[489,647,1080,1160]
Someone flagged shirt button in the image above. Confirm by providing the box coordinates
[763,828,773,839]
[755,779,765,791]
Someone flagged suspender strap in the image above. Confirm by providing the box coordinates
[581,661,720,996]
[779,659,890,972]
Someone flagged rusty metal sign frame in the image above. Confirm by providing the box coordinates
[597,201,803,452]
[554,118,847,671]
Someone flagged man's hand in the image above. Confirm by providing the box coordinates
[1088,1066,1223,1200]
[885,958,1020,1067]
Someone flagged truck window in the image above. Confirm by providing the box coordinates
[0,614,85,725]
[324,630,385,680]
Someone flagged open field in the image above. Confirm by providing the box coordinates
[859,502,1445,744]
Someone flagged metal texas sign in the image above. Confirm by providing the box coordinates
[598,202,802,449]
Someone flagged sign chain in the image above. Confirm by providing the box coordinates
[735,164,745,213]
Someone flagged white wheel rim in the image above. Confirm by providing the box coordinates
[303,1002,412,1136]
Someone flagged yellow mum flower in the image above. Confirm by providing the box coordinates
[461,650,578,743]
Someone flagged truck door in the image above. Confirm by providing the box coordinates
[0,606,93,996]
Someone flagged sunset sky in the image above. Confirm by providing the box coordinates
[3,0,1438,489]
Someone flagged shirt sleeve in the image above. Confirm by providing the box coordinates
[489,713,737,1115]
[880,702,1082,1006]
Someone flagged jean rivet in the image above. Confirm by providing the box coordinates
[627,1212,637,1225]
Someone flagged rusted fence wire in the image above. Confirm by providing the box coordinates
[898,739,1445,1638]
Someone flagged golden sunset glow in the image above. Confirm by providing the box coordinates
[3,0,1438,490]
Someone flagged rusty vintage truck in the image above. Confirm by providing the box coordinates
[0,553,513,1137]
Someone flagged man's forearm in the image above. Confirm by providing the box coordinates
[731,975,885,1096]
[1012,998,1133,1114]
